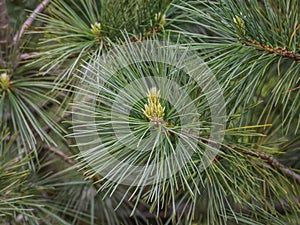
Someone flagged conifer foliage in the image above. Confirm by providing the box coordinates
[0,0,299,224]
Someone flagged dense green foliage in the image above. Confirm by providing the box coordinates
[0,0,299,224]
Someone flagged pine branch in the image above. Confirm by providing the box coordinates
[282,86,300,94]
[0,0,10,41]
[185,128,300,185]
[223,146,300,185]
[41,112,71,134]
[0,0,12,52]
[251,151,300,185]
[244,38,300,62]
[14,0,50,43]
[220,144,300,185]
[44,145,75,165]
[43,145,102,189]
[20,52,43,60]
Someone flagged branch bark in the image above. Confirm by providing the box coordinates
[244,38,300,62]
[249,151,300,185]
[20,51,43,60]
[14,0,50,43]
[43,145,102,189]
[183,129,300,185]
[0,0,12,55]
[44,145,76,165]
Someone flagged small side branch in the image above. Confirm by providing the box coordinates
[183,130,300,185]
[282,86,300,94]
[43,145,102,189]
[257,151,300,185]
[20,52,43,60]
[42,112,71,134]
[44,145,75,165]
[0,0,12,52]
[246,150,300,185]
[14,0,50,43]
[245,39,300,62]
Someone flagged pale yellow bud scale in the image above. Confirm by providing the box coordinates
[143,87,165,121]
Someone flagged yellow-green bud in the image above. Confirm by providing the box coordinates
[0,73,10,91]
[143,87,165,122]
[155,12,166,27]
[233,15,245,35]
[90,22,101,37]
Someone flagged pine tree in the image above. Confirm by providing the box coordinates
[0,0,299,224]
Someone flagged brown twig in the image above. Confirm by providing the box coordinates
[217,144,300,185]
[182,129,300,185]
[0,0,11,43]
[0,0,12,57]
[44,145,75,165]
[41,112,71,134]
[20,52,43,60]
[251,151,300,185]
[43,145,102,189]
[282,86,300,94]
[222,147,300,185]
[14,0,50,43]
[244,39,300,62]
[40,112,104,188]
